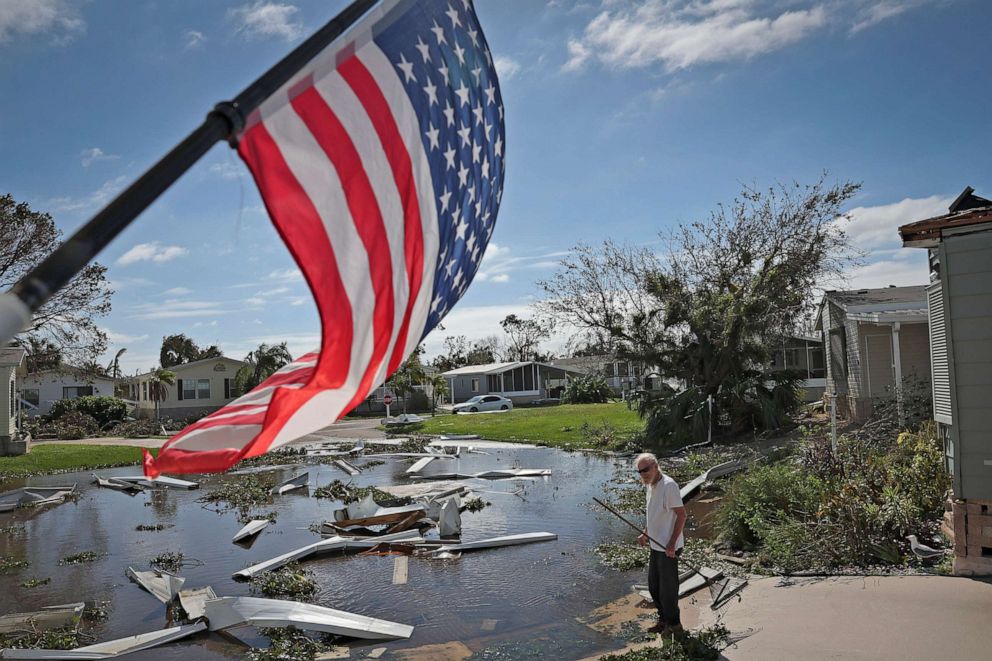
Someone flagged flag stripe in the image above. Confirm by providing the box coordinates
[339,55,425,376]
[289,83,397,417]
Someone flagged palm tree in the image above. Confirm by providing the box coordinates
[425,374,449,416]
[107,348,127,378]
[235,342,293,394]
[386,351,426,413]
[148,368,176,421]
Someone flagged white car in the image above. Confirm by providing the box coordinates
[452,395,513,414]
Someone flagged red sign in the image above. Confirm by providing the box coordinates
[383,394,394,406]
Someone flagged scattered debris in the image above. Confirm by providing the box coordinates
[250,565,318,601]
[634,566,725,603]
[0,622,208,659]
[708,576,748,609]
[114,476,199,490]
[0,556,30,573]
[270,471,310,495]
[233,530,424,579]
[149,552,185,574]
[432,532,557,555]
[331,459,361,477]
[437,498,461,538]
[405,457,436,474]
[383,413,425,426]
[91,474,143,493]
[199,474,275,522]
[204,596,415,640]
[134,524,171,532]
[233,519,272,544]
[58,552,101,566]
[437,434,479,441]
[392,556,409,585]
[680,459,744,502]
[411,469,552,481]
[0,603,85,636]
[126,567,185,603]
[19,577,51,589]
[331,494,426,528]
[178,586,218,620]
[0,486,77,513]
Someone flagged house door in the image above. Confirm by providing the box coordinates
[864,334,894,398]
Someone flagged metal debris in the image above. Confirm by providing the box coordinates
[178,586,218,620]
[0,603,84,636]
[233,519,272,544]
[270,471,309,495]
[91,475,143,493]
[0,486,77,513]
[0,622,207,659]
[432,532,557,554]
[331,459,361,477]
[114,476,199,490]
[125,567,185,604]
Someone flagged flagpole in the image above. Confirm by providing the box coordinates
[1,0,378,344]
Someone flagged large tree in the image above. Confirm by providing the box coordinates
[499,314,549,362]
[1,194,113,361]
[539,177,861,447]
[387,346,426,413]
[159,333,222,368]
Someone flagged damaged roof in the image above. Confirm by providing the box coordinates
[899,186,992,247]
[822,286,928,309]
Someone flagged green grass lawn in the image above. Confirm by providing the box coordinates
[0,444,156,479]
[400,402,644,450]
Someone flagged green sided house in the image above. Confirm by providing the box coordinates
[123,356,245,420]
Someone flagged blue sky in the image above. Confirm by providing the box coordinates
[1,0,989,375]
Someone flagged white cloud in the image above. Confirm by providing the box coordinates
[229,2,303,41]
[163,287,192,296]
[104,329,149,344]
[256,287,291,297]
[268,267,304,282]
[841,194,952,250]
[80,147,119,168]
[494,56,521,80]
[116,242,189,266]
[474,242,566,283]
[193,320,220,328]
[0,0,84,44]
[46,175,128,214]
[847,250,930,290]
[850,1,913,34]
[183,29,206,49]
[208,161,244,180]
[564,0,827,73]
[132,300,225,320]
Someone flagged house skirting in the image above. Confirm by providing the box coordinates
[944,497,992,576]
[0,433,30,457]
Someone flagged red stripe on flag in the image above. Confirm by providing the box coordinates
[290,85,395,413]
[144,118,356,477]
[255,366,316,389]
[178,411,267,433]
[339,56,425,375]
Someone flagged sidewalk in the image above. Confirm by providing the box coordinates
[587,574,992,660]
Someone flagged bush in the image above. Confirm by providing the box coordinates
[52,411,100,440]
[563,375,612,404]
[108,419,161,438]
[716,420,951,570]
[50,396,128,428]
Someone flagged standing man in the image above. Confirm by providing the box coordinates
[636,452,686,635]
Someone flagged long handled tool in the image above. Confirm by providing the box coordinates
[592,497,746,610]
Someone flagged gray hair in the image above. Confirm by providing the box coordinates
[634,452,658,467]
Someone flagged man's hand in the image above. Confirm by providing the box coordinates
[665,541,677,558]
[637,532,648,547]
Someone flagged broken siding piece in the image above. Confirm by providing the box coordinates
[91,475,143,492]
[233,531,424,579]
[0,622,207,659]
[203,597,414,640]
[433,532,557,554]
[392,556,409,585]
[232,519,272,543]
[125,567,185,604]
[437,498,461,537]
[331,459,361,476]
[0,486,77,512]
[178,586,218,620]
[0,603,85,636]
[405,457,436,474]
[115,476,199,490]
[270,471,309,495]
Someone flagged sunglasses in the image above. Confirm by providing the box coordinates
[636,465,653,474]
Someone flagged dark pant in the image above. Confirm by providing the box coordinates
[648,548,681,626]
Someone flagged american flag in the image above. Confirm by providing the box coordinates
[144,0,504,476]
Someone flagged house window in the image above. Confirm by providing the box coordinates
[471,378,480,393]
[604,363,616,378]
[21,388,40,408]
[808,347,826,378]
[183,380,196,400]
[63,386,94,399]
[197,379,211,399]
[828,327,847,384]
[142,382,148,400]
[618,362,629,377]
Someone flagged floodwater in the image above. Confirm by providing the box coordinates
[0,439,697,659]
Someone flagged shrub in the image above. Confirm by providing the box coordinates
[50,396,128,427]
[563,375,612,404]
[108,419,161,438]
[52,411,100,440]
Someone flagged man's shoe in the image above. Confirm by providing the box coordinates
[645,621,668,634]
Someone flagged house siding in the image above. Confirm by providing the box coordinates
[127,358,244,420]
[944,231,992,499]
[20,372,116,416]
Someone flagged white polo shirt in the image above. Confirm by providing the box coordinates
[645,474,684,552]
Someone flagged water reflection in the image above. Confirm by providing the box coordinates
[0,445,655,659]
